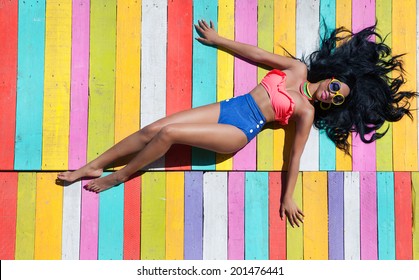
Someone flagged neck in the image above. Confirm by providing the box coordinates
[300,81,313,100]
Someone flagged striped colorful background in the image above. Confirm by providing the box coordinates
[0,0,418,260]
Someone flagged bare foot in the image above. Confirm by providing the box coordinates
[84,173,123,193]
[57,164,103,183]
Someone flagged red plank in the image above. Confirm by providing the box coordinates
[165,0,193,170]
[269,172,286,259]
[123,176,142,259]
[0,172,18,259]
[0,1,18,169]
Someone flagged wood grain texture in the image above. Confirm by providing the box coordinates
[360,172,378,260]
[286,172,303,260]
[344,172,360,259]
[123,177,142,260]
[269,172,286,260]
[377,172,395,259]
[0,172,18,259]
[228,172,245,259]
[62,181,82,260]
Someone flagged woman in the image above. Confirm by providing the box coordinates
[58,20,416,227]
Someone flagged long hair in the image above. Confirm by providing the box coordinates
[305,25,417,154]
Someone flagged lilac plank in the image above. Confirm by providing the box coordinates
[360,172,378,259]
[79,180,99,260]
[328,172,344,260]
[184,172,203,260]
[228,172,245,259]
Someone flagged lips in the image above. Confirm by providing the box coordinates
[321,91,328,101]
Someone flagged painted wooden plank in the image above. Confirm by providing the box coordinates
[14,0,45,170]
[191,0,217,170]
[296,0,320,171]
[411,172,419,260]
[115,0,141,162]
[257,0,274,171]
[233,0,257,170]
[0,172,18,259]
[351,1,377,172]
[68,0,90,170]
[344,172,360,260]
[184,171,203,260]
[273,0,296,171]
[360,172,378,260]
[375,0,393,171]
[328,172,344,260]
[268,172,286,260]
[42,0,72,170]
[98,176,124,260]
[62,181,82,260]
[34,173,63,260]
[166,172,185,260]
[203,172,228,260]
[141,172,166,260]
[392,0,418,171]
[216,0,234,171]
[166,0,192,170]
[123,177,141,260]
[377,172,395,260]
[228,172,244,260]
[303,172,328,260]
[79,180,99,260]
[15,173,37,260]
[87,0,116,162]
[394,172,413,259]
[245,172,269,260]
[319,0,336,171]
[0,1,18,170]
[286,172,303,260]
[335,0,352,171]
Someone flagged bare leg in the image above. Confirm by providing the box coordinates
[85,122,247,192]
[57,103,222,183]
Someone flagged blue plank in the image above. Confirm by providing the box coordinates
[328,171,344,259]
[98,173,124,260]
[245,172,269,259]
[377,172,395,260]
[191,0,217,170]
[14,0,45,170]
[319,0,336,171]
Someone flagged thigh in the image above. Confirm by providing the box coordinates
[165,123,248,154]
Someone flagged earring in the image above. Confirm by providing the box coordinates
[320,102,331,110]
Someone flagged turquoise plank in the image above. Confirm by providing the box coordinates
[245,172,269,259]
[377,172,395,259]
[14,0,45,170]
[191,0,217,170]
[98,173,124,260]
[319,0,336,171]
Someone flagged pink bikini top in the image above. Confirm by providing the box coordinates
[260,69,295,125]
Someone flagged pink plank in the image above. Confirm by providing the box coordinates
[233,0,257,170]
[79,180,99,260]
[352,0,376,171]
[228,172,244,259]
[360,172,378,259]
[69,0,90,169]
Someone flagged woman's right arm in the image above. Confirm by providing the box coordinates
[195,20,303,71]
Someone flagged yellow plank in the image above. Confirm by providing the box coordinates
[257,0,274,170]
[335,0,352,171]
[34,173,63,260]
[375,0,393,171]
[15,173,37,260]
[303,172,328,259]
[412,172,419,260]
[42,0,72,169]
[166,172,184,260]
[115,0,141,145]
[216,0,234,170]
[392,0,418,171]
[286,172,303,260]
[273,0,296,171]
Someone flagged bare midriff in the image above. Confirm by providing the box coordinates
[250,84,276,123]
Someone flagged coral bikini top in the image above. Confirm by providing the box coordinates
[260,69,295,125]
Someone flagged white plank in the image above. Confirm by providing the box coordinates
[296,0,320,171]
[203,172,228,260]
[344,172,361,260]
[61,181,82,260]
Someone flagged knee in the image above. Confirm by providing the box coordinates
[156,125,177,144]
[141,123,162,142]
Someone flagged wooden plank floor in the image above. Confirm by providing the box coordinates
[0,0,418,260]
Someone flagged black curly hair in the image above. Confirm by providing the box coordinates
[304,24,417,154]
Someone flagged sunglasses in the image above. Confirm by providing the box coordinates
[329,78,345,105]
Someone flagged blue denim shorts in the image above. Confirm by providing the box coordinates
[218,93,266,142]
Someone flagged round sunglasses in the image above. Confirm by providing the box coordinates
[329,78,345,105]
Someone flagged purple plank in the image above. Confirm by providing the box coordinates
[184,172,203,260]
[328,172,344,260]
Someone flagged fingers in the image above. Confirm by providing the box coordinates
[287,210,304,228]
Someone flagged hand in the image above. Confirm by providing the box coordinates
[280,197,304,227]
[194,19,220,46]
